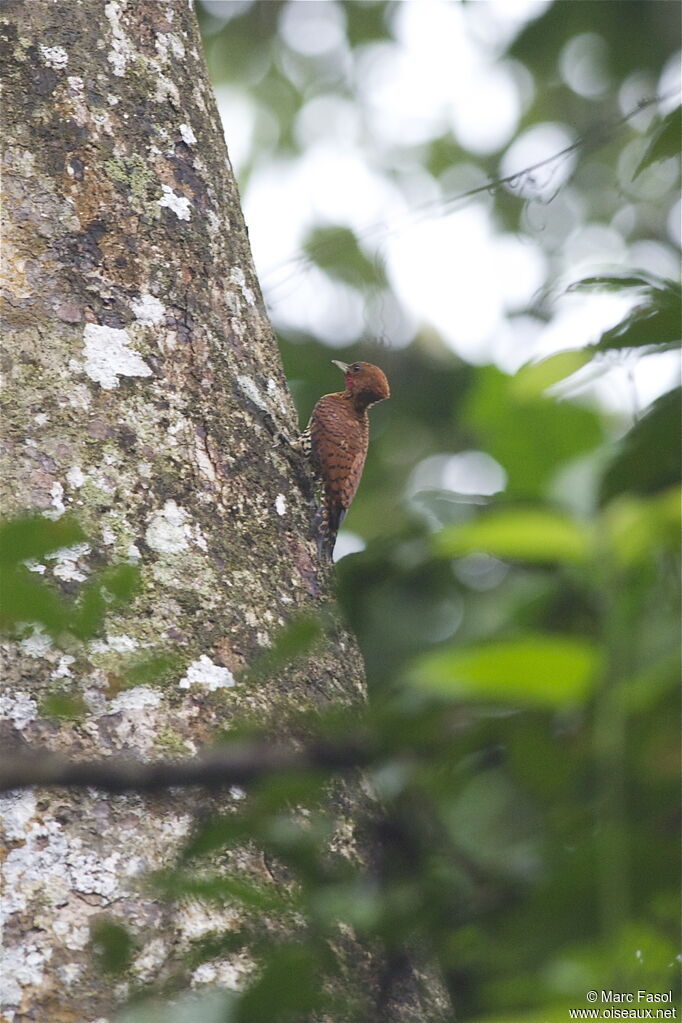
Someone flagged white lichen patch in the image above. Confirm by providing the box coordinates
[109,685,162,713]
[88,468,115,494]
[0,790,37,841]
[105,0,133,77]
[0,691,39,730]
[155,72,181,105]
[45,481,66,519]
[91,633,139,654]
[57,964,84,988]
[19,627,53,659]
[192,525,208,551]
[69,843,122,899]
[229,266,256,307]
[83,324,153,390]
[177,899,239,942]
[206,208,220,237]
[237,375,269,412]
[194,436,217,482]
[2,817,122,928]
[131,293,166,325]
[191,960,248,989]
[52,913,91,952]
[101,525,116,545]
[267,376,290,415]
[158,184,191,221]
[156,32,185,61]
[145,500,190,553]
[52,654,75,679]
[40,44,68,69]
[178,655,235,691]
[83,686,107,716]
[132,937,168,981]
[275,494,287,516]
[0,944,52,1015]
[48,542,91,582]
[167,415,189,443]
[67,383,92,410]
[23,559,46,574]
[179,122,197,145]
[0,789,199,1016]
[66,465,85,488]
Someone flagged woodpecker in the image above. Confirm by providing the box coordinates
[302,360,390,559]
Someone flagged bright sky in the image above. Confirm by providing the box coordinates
[213,0,680,426]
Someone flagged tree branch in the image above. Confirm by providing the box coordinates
[0,739,371,794]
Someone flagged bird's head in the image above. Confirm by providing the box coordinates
[332,360,390,409]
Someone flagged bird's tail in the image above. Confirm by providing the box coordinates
[315,499,346,560]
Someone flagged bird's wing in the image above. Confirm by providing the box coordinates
[309,396,367,510]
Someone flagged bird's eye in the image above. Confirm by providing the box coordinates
[352,363,360,372]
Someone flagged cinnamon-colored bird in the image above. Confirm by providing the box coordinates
[303,360,390,558]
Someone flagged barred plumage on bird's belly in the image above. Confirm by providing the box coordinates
[303,361,390,559]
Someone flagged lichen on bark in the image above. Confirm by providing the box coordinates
[0,3,447,1021]
[1,2,367,1019]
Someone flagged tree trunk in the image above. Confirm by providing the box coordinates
[0,3,448,1021]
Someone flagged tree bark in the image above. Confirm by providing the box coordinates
[0,3,449,1021]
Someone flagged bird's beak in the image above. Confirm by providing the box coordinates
[331,360,349,373]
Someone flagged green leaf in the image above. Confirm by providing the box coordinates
[588,282,678,353]
[567,271,671,293]
[309,880,383,931]
[0,517,140,641]
[469,1007,577,1023]
[433,508,591,564]
[600,388,682,501]
[118,990,235,1023]
[302,224,386,288]
[70,580,107,639]
[40,689,87,721]
[71,564,140,639]
[165,873,294,914]
[410,635,600,707]
[633,105,682,179]
[463,367,602,498]
[240,612,324,683]
[0,515,85,567]
[123,651,182,689]
[235,944,329,1023]
[90,918,134,974]
[345,0,392,47]
[0,566,70,636]
[513,350,592,398]
[101,563,140,601]
[181,813,253,861]
[602,488,681,566]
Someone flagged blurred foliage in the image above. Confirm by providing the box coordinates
[5,2,680,1021]
[568,274,681,354]
[635,105,682,178]
[0,516,191,704]
[92,918,136,975]
[0,514,140,642]
[190,1,679,1019]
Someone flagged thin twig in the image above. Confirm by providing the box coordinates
[261,91,676,299]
